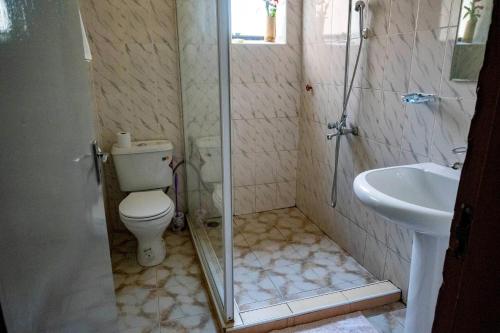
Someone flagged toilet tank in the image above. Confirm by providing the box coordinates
[195,136,222,183]
[111,140,174,192]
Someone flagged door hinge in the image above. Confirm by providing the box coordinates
[454,204,473,258]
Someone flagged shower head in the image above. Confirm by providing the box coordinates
[354,1,366,12]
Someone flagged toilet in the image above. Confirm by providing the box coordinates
[195,136,223,215]
[111,140,175,267]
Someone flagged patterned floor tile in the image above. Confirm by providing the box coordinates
[160,313,219,333]
[116,286,159,332]
[251,241,305,270]
[363,302,406,333]
[111,230,218,333]
[266,262,329,298]
[233,266,282,306]
[157,281,211,322]
[312,256,376,287]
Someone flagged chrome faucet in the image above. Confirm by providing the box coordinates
[450,146,467,170]
[326,118,359,140]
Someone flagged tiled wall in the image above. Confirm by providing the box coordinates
[176,0,223,220]
[80,0,184,232]
[297,0,476,301]
[231,0,303,215]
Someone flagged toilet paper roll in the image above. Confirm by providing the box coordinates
[116,132,131,148]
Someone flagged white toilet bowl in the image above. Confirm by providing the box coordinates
[119,190,174,267]
[212,183,223,215]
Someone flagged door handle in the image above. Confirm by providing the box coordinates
[92,140,108,184]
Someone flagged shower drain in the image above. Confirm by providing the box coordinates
[204,218,221,228]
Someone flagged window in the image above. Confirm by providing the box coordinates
[231,0,286,43]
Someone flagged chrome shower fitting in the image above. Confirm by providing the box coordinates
[355,0,365,11]
[450,146,467,170]
[326,120,359,140]
[327,0,367,208]
[401,93,437,104]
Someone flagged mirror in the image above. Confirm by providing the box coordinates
[450,0,493,81]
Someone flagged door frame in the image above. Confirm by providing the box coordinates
[433,1,500,332]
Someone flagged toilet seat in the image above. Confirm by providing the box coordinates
[119,190,174,222]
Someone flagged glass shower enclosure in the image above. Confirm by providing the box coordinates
[176,0,234,322]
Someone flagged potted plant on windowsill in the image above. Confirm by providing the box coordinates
[264,0,279,42]
[462,0,484,43]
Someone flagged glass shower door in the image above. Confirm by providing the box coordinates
[176,0,233,322]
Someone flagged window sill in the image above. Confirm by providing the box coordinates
[231,39,287,45]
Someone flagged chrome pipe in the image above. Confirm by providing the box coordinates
[329,0,366,208]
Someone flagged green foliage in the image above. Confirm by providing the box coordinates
[463,0,484,21]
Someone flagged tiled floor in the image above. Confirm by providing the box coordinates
[271,312,380,333]
[224,208,378,311]
[363,302,406,333]
[111,230,219,333]
[110,207,406,333]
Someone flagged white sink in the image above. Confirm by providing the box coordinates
[353,163,460,236]
[353,163,461,333]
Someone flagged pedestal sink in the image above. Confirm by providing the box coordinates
[353,163,460,333]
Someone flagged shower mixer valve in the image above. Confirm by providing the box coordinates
[326,121,359,140]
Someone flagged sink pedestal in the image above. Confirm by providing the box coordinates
[405,232,449,333]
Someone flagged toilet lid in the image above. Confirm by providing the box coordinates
[119,190,173,220]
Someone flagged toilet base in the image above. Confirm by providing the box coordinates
[136,236,167,267]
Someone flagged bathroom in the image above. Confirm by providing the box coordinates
[0,0,499,332]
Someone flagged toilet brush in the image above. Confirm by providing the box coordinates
[171,172,185,232]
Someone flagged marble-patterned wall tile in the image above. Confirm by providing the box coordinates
[81,0,185,232]
[232,82,300,120]
[255,151,279,185]
[401,101,438,157]
[287,0,304,45]
[367,0,391,36]
[298,0,476,302]
[331,42,347,86]
[233,153,256,186]
[276,150,298,182]
[176,0,217,45]
[231,2,302,213]
[231,44,302,84]
[398,149,430,165]
[179,43,219,86]
[254,118,279,152]
[347,221,368,265]
[388,0,418,34]
[409,28,448,94]
[302,0,333,44]
[364,236,388,279]
[232,119,255,154]
[384,250,411,302]
[277,181,297,208]
[150,0,178,44]
[352,89,381,142]
[331,0,349,40]
[383,33,414,93]
[353,137,400,175]
[380,92,407,147]
[430,97,475,164]
[302,83,331,124]
[416,0,454,31]
[275,117,300,151]
[359,35,387,89]
[386,224,413,262]
[234,186,256,215]
[183,82,220,138]
[256,184,278,212]
[303,43,334,84]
